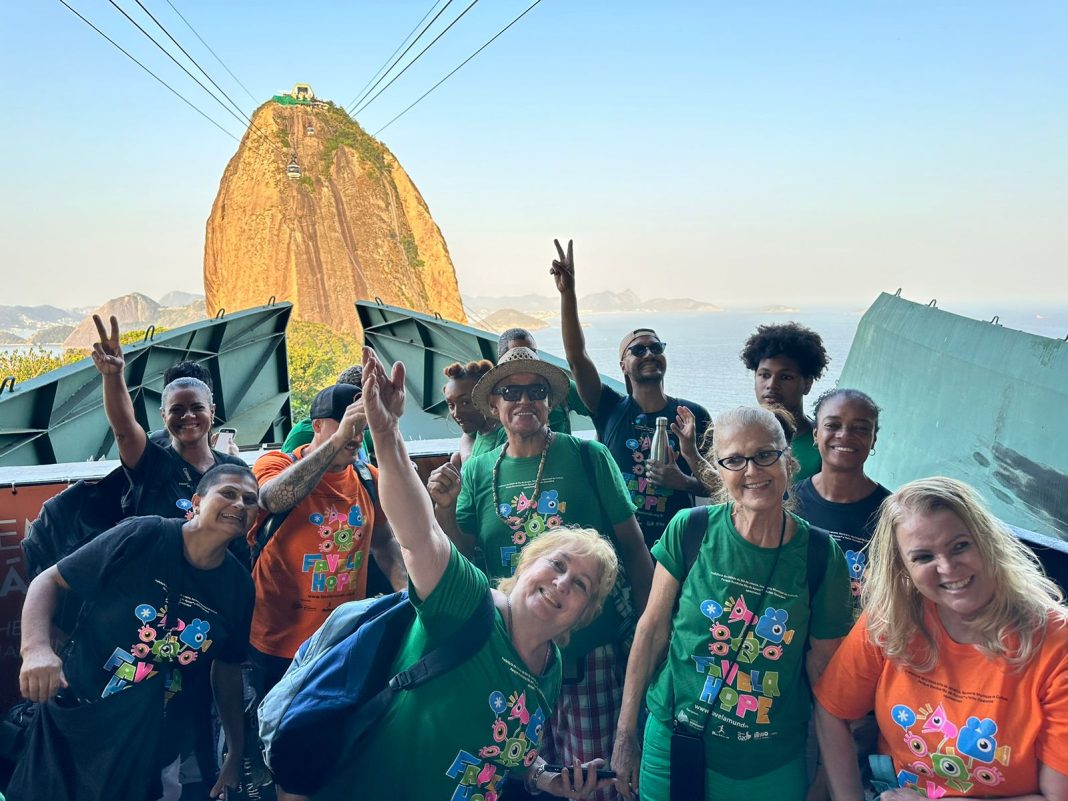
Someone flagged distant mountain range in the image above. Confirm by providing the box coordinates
[464,290,722,317]
[0,292,206,346]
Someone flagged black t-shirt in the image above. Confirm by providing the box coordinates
[593,385,712,548]
[57,516,253,732]
[793,477,891,611]
[126,440,245,519]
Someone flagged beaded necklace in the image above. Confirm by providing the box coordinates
[492,428,553,524]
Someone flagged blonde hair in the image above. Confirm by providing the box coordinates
[863,476,1066,671]
[497,527,620,647]
[700,406,799,510]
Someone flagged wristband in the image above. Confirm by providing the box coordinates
[526,761,549,795]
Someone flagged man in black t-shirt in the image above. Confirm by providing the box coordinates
[550,240,712,548]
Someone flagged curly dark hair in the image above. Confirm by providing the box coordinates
[739,322,829,380]
[443,359,494,382]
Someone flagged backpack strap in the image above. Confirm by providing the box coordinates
[681,506,710,581]
[251,452,298,565]
[336,587,496,762]
[806,523,830,601]
[600,393,633,454]
[353,459,378,510]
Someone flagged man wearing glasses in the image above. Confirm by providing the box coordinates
[550,239,712,549]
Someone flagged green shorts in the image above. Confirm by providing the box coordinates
[639,716,807,801]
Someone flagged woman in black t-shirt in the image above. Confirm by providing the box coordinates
[90,314,244,520]
[14,464,257,801]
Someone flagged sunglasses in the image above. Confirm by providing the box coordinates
[627,341,667,358]
[717,449,785,472]
[491,383,550,402]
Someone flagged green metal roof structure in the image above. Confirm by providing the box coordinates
[839,291,1067,540]
[357,299,623,440]
[0,302,293,467]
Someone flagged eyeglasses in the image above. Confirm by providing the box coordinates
[627,341,666,358]
[492,383,550,402]
[717,449,785,471]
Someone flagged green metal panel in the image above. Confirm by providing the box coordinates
[838,292,1067,539]
[357,300,624,440]
[0,303,293,466]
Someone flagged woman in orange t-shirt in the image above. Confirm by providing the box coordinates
[814,477,1068,800]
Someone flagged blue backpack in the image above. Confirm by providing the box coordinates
[258,587,495,796]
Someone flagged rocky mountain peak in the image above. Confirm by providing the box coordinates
[203,98,465,336]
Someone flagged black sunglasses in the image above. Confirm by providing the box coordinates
[627,341,667,357]
[492,384,550,402]
[717,449,785,472]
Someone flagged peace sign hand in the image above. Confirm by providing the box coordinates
[91,314,125,376]
[550,238,575,294]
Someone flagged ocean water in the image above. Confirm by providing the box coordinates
[529,302,1068,416]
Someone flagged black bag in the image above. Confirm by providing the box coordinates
[6,677,167,801]
[669,723,706,801]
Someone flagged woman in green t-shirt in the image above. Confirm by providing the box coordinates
[441,358,503,463]
[612,405,853,801]
[349,347,621,799]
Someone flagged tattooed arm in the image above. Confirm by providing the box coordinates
[259,401,365,514]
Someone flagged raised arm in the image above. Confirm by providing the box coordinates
[91,314,147,468]
[362,348,452,599]
[19,566,71,702]
[426,456,479,558]
[550,239,603,411]
[258,401,365,514]
[612,563,679,800]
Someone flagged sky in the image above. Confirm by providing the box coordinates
[2,0,1066,311]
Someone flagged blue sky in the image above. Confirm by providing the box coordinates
[2,1,1066,310]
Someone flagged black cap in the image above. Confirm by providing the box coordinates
[309,383,361,421]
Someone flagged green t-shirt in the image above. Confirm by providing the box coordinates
[471,426,507,461]
[456,433,636,655]
[790,429,821,482]
[317,546,561,800]
[646,504,852,779]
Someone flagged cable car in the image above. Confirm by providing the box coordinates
[306,124,315,135]
[287,153,301,180]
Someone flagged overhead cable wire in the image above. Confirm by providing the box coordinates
[374,0,545,136]
[130,0,278,151]
[347,0,459,115]
[345,0,446,113]
[163,0,259,106]
[56,0,238,142]
[105,0,282,154]
[352,0,481,118]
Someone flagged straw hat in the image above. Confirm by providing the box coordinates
[471,347,570,416]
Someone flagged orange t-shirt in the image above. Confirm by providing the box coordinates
[815,605,1068,797]
[249,447,382,658]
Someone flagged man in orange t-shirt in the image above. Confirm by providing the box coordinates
[814,606,1068,798]
[248,382,406,695]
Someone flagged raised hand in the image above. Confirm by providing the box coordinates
[426,458,462,509]
[671,405,699,463]
[90,314,125,375]
[550,238,575,294]
[361,347,406,435]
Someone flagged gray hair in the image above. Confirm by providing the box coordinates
[161,377,213,408]
[702,405,798,507]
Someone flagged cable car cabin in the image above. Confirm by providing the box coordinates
[287,154,302,179]
[306,124,315,135]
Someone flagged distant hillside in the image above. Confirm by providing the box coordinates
[465,289,722,316]
[29,324,75,344]
[0,332,27,345]
[0,305,77,330]
[157,301,208,329]
[480,309,549,333]
[64,293,162,349]
[158,290,204,307]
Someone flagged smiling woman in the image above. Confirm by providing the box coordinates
[89,314,245,520]
[10,464,257,801]
[814,477,1068,800]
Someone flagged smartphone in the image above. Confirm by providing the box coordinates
[542,764,617,781]
[214,427,237,452]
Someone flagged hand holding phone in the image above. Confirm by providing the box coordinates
[213,427,237,453]
[543,763,617,781]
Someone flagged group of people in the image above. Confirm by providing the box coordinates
[11,241,1068,801]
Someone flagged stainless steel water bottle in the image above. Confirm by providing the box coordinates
[650,416,670,463]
